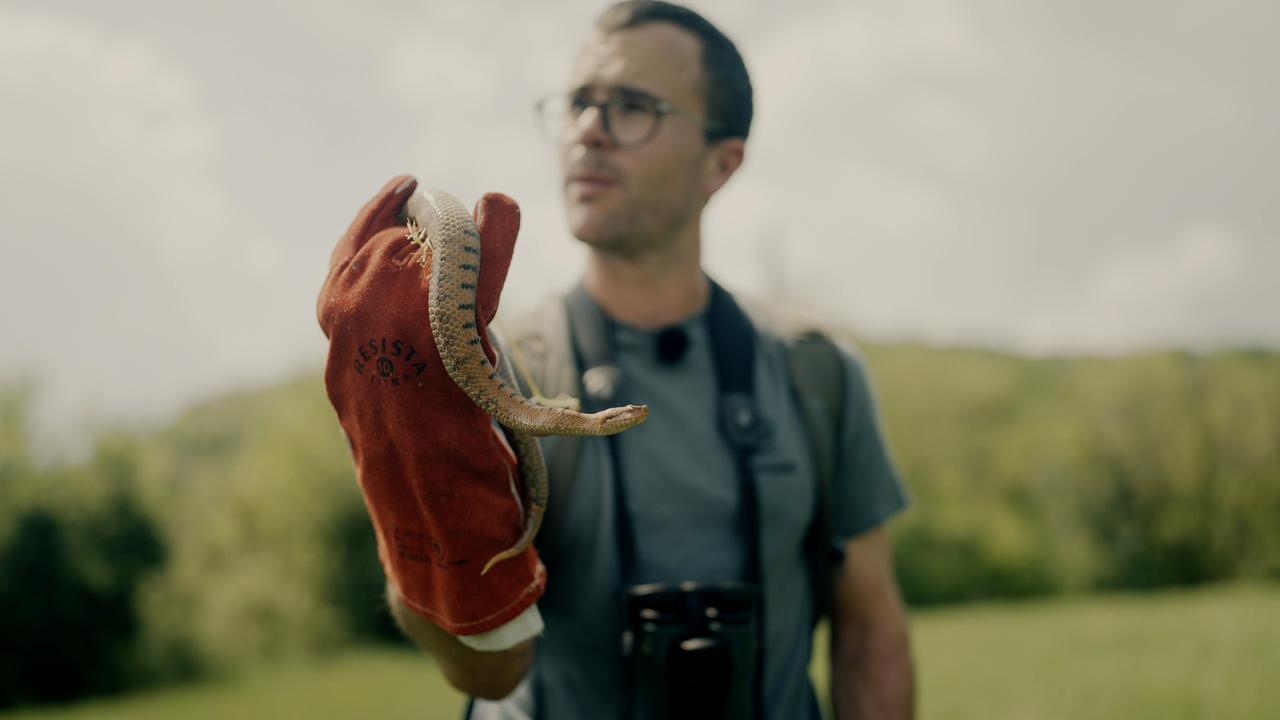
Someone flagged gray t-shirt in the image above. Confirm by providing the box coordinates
[472,304,907,719]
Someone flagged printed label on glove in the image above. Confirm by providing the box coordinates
[393,525,469,569]
[353,338,428,387]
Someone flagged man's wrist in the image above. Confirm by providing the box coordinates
[385,579,536,699]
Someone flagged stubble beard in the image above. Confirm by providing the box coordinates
[569,188,701,261]
[573,209,662,260]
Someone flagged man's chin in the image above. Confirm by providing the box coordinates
[570,226,616,248]
[568,210,617,246]
[569,221,630,252]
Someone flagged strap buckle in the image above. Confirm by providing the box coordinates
[719,392,771,453]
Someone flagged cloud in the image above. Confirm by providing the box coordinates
[1,0,1277,450]
[703,0,1003,334]
[1021,224,1278,353]
[1093,225,1240,308]
[709,0,1280,350]
[0,7,291,448]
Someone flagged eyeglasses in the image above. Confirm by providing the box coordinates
[534,87,717,148]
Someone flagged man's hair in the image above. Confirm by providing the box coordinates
[594,1,753,142]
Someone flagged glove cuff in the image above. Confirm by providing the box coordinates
[387,556,546,636]
[455,603,544,651]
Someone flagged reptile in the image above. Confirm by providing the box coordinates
[405,189,648,575]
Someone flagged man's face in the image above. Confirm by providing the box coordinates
[560,24,712,255]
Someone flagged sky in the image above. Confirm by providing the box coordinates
[2,0,1277,449]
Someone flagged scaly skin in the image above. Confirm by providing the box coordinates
[405,189,647,574]
[482,356,550,575]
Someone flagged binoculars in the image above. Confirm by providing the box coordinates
[623,581,762,720]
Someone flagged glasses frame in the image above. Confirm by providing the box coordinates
[534,87,720,148]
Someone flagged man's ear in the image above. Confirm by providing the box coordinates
[701,137,746,197]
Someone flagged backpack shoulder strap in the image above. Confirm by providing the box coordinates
[785,329,848,621]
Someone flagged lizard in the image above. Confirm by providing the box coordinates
[405,188,648,575]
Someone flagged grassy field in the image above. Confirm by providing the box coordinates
[4,583,1276,720]
[900,583,1277,719]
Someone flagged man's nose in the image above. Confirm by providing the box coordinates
[568,105,614,150]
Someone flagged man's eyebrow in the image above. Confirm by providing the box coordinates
[612,85,659,102]
[570,83,658,101]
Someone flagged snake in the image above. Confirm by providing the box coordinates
[405,189,648,575]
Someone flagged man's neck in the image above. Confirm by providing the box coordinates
[583,233,709,329]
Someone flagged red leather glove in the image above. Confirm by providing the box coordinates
[317,175,545,636]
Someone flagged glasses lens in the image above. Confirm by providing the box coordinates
[535,93,659,147]
[605,96,658,147]
[535,95,571,143]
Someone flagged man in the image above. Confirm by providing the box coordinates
[325,2,913,718]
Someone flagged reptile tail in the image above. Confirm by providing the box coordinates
[481,503,544,576]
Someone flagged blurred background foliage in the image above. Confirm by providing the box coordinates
[1,342,1278,708]
[868,344,1280,605]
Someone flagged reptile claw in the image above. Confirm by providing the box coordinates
[406,217,433,250]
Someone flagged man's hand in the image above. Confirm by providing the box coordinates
[830,526,915,719]
[386,580,533,699]
[317,176,544,648]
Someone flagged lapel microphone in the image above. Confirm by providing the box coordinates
[655,326,690,365]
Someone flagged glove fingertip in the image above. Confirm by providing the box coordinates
[329,175,418,270]
[371,174,417,228]
[475,192,521,235]
[474,193,521,324]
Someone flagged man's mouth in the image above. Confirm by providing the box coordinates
[566,172,621,201]
[566,154,623,194]
[568,174,619,188]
